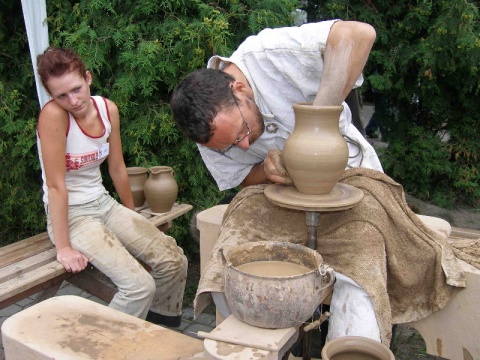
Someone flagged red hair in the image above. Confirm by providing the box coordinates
[37,47,88,94]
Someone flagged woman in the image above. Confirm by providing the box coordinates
[36,47,187,327]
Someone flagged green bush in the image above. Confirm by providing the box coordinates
[306,0,480,208]
[0,0,298,251]
[0,1,45,244]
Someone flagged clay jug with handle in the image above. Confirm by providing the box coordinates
[283,103,347,195]
[126,167,148,208]
[144,166,178,213]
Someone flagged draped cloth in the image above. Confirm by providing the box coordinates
[194,168,480,345]
[21,0,51,108]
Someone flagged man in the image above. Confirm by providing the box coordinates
[171,20,463,345]
[171,20,383,191]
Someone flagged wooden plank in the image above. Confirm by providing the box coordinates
[0,249,57,283]
[0,261,67,304]
[0,273,71,310]
[0,233,53,269]
[143,203,193,228]
[450,226,480,239]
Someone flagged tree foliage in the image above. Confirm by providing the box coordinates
[2,0,479,249]
[0,0,298,249]
[306,0,480,208]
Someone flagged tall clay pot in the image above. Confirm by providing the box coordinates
[126,167,148,207]
[283,103,347,195]
[144,166,178,213]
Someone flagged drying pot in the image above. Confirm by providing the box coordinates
[222,241,335,329]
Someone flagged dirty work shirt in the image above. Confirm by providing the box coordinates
[197,20,384,191]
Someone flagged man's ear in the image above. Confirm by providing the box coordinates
[231,80,246,94]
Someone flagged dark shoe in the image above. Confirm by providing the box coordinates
[146,311,182,328]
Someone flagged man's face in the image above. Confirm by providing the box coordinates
[203,95,265,153]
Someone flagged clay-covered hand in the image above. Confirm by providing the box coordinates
[57,246,89,273]
[264,149,293,185]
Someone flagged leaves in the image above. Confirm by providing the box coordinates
[307,0,480,207]
[0,0,296,249]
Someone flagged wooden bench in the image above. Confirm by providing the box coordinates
[2,295,205,360]
[408,226,480,360]
[0,203,192,310]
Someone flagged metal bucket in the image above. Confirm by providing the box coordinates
[223,241,335,329]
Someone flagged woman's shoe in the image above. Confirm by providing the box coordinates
[146,311,182,328]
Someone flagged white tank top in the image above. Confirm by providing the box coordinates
[37,96,112,205]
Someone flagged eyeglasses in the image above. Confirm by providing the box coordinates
[217,87,252,153]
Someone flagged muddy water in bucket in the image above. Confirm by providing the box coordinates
[223,241,334,329]
[321,336,395,360]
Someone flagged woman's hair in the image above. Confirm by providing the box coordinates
[37,47,87,94]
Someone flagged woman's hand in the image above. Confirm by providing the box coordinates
[263,149,293,185]
[57,247,89,273]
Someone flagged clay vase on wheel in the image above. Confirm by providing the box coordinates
[126,167,148,207]
[283,103,347,195]
[144,166,178,213]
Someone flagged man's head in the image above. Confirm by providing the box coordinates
[171,68,235,144]
[171,68,264,152]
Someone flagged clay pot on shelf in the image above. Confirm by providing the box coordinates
[126,167,148,207]
[283,103,347,195]
[144,166,178,213]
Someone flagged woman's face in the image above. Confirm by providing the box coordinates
[46,70,92,116]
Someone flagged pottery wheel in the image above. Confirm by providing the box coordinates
[264,183,364,212]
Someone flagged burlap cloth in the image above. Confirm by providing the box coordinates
[194,168,480,345]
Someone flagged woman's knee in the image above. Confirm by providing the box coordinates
[133,273,157,299]
[152,249,188,276]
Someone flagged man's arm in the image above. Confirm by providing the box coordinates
[240,162,269,187]
[314,21,376,106]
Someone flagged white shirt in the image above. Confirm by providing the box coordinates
[198,20,383,191]
[37,96,111,205]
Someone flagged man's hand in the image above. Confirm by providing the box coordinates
[57,246,89,273]
[264,149,293,185]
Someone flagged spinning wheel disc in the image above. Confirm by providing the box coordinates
[264,183,364,212]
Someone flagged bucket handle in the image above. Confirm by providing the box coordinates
[317,263,335,291]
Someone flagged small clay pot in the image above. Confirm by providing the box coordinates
[126,167,148,207]
[144,166,178,213]
[321,336,395,360]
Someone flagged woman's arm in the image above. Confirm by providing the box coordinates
[105,99,135,210]
[315,21,376,106]
[37,103,89,273]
